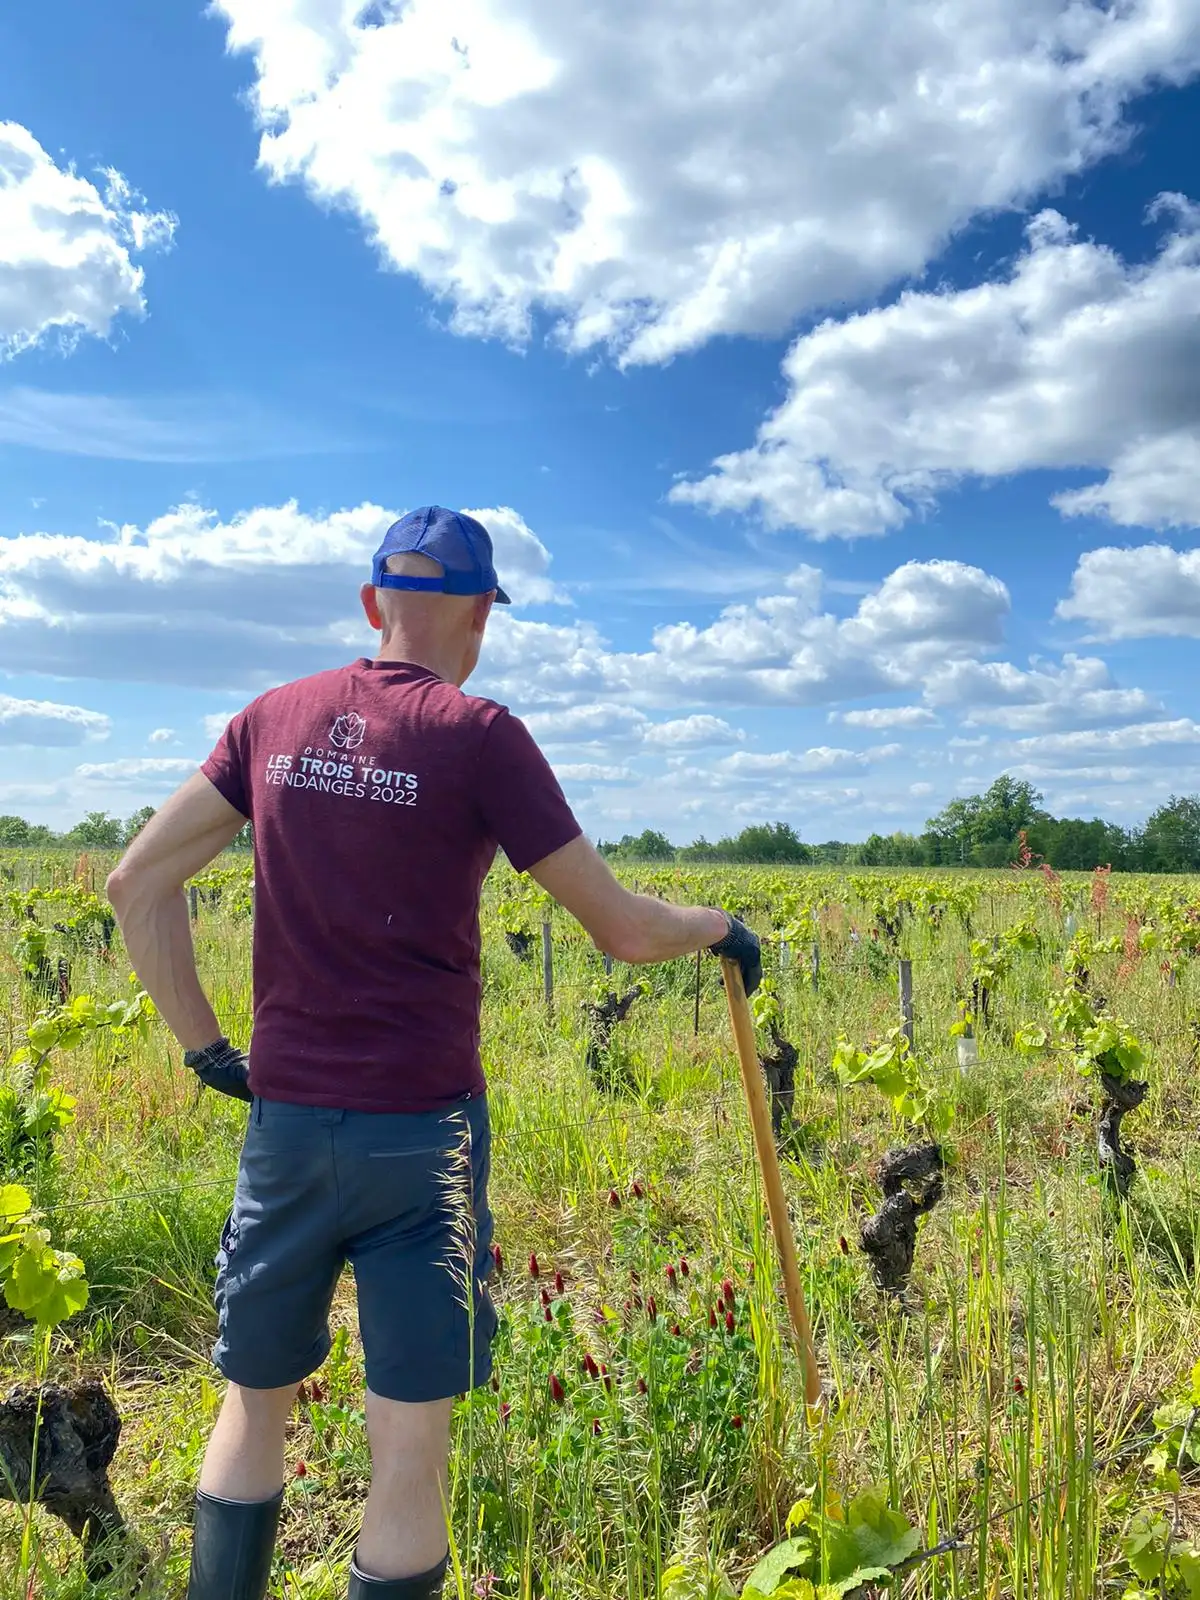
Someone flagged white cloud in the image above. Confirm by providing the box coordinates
[674,200,1200,535]
[0,122,175,361]
[0,692,110,747]
[202,712,239,743]
[147,727,177,745]
[1005,718,1200,761]
[1058,543,1200,638]
[214,0,1200,366]
[909,782,935,798]
[551,763,636,784]
[717,742,902,777]
[465,506,567,605]
[74,757,197,784]
[923,653,1162,730]
[478,558,1010,712]
[835,706,937,729]
[642,715,743,748]
[0,499,564,691]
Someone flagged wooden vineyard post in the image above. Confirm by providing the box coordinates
[541,921,554,1014]
[811,939,820,994]
[779,937,791,971]
[188,885,199,924]
[899,959,914,1049]
[603,953,614,978]
[720,957,823,1408]
[693,947,702,1036]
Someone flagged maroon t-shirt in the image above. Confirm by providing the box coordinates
[201,658,582,1112]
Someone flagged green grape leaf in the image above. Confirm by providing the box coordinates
[1176,1547,1200,1600]
[0,1184,32,1225]
[5,1235,89,1328]
[1122,1513,1172,1584]
[822,1488,920,1586]
[743,1537,817,1596]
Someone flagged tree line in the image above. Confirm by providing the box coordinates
[598,778,1200,873]
[6,776,1200,871]
[0,809,254,851]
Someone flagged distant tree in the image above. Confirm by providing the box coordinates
[0,815,32,846]
[66,811,125,850]
[927,776,1046,865]
[123,806,156,845]
[1140,795,1200,873]
[726,822,810,863]
[231,820,254,852]
[605,829,676,862]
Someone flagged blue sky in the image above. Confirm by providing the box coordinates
[1,1,1199,843]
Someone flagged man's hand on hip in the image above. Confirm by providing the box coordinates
[709,915,763,997]
[184,1038,253,1102]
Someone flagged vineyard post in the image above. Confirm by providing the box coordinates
[188,885,199,924]
[603,953,613,978]
[719,957,823,1408]
[693,947,702,1036]
[779,937,791,972]
[541,920,554,1014]
[899,958,914,1049]
[811,939,820,994]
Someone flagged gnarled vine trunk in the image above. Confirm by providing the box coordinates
[582,988,643,1094]
[0,1379,130,1580]
[1098,1072,1149,1198]
[758,1022,797,1141]
[860,1142,945,1295]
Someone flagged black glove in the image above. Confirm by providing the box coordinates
[709,914,762,997]
[183,1037,253,1102]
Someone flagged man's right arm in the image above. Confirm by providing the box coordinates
[528,835,758,986]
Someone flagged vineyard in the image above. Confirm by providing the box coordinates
[0,852,1198,1600]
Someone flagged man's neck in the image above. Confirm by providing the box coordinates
[372,632,461,685]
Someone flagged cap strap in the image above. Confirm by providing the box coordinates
[376,574,446,592]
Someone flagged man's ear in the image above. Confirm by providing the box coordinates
[361,583,384,632]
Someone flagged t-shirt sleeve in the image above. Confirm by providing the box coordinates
[476,709,583,873]
[200,710,252,819]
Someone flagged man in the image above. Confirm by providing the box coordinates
[106,506,761,1600]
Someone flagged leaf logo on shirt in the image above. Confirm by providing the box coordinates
[329,712,367,750]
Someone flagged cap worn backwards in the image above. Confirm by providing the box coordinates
[371,506,511,604]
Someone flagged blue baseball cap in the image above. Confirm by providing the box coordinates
[371,506,510,603]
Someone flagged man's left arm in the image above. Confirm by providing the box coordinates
[106,772,246,1051]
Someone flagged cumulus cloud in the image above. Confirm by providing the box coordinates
[674,200,1200,535]
[0,692,110,747]
[213,0,1200,366]
[0,122,175,361]
[835,706,937,729]
[642,715,743,748]
[923,653,1162,730]
[477,559,1010,712]
[74,757,197,784]
[551,763,636,784]
[1058,543,1200,638]
[147,727,177,745]
[0,499,564,691]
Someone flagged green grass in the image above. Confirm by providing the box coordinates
[0,857,1197,1598]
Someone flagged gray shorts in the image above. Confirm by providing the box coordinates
[213,1095,496,1402]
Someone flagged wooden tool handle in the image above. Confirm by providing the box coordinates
[720,957,823,1408]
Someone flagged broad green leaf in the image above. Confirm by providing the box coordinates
[5,1237,89,1328]
[1176,1547,1200,1599]
[822,1488,920,1585]
[0,1184,31,1224]
[1122,1513,1172,1583]
[744,1537,816,1596]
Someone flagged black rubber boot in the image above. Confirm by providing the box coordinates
[348,1552,448,1599]
[185,1488,283,1600]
